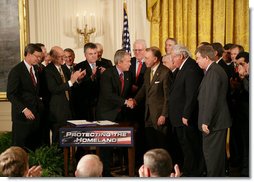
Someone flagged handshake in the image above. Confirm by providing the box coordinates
[125,98,137,109]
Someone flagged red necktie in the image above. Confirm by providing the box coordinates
[136,60,142,82]
[30,67,36,87]
[119,73,124,95]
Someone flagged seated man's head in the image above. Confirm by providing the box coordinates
[143,148,173,177]
[75,154,103,177]
[0,146,29,177]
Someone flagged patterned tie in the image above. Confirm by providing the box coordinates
[119,73,124,95]
[30,67,37,87]
[150,69,154,83]
[69,66,74,73]
[59,67,70,101]
[136,60,142,82]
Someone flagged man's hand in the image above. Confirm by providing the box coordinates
[71,69,86,83]
[202,124,210,135]
[170,164,181,177]
[157,116,166,126]
[99,67,106,73]
[126,98,137,109]
[23,108,35,120]
[182,117,188,126]
[26,165,42,177]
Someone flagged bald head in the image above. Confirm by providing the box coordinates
[49,46,65,66]
[75,154,103,177]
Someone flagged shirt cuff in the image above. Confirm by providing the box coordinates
[68,80,73,87]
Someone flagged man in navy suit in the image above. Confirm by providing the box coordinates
[196,45,232,176]
[96,49,132,176]
[7,44,44,151]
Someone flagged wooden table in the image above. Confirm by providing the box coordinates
[61,122,136,177]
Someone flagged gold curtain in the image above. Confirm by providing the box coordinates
[147,0,249,56]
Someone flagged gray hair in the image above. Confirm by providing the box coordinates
[171,44,191,58]
[144,148,173,177]
[133,39,147,49]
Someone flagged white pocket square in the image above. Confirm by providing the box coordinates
[155,81,160,84]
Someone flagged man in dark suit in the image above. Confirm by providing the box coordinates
[168,45,205,177]
[133,46,172,152]
[45,46,85,144]
[72,43,102,121]
[63,48,76,74]
[196,45,232,177]
[128,39,147,169]
[96,49,132,176]
[95,43,113,70]
[7,43,44,151]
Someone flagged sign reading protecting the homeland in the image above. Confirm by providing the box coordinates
[59,127,134,147]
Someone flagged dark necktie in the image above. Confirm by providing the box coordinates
[119,73,124,95]
[136,60,142,82]
[30,67,37,87]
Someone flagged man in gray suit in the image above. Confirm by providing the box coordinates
[195,45,232,177]
[133,46,172,151]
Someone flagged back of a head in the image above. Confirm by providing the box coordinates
[0,146,28,177]
[211,42,224,57]
[143,148,173,177]
[75,154,103,177]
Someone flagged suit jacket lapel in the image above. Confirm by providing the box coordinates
[113,66,121,95]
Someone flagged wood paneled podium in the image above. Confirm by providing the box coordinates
[60,121,136,177]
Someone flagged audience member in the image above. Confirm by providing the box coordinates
[42,53,51,67]
[45,46,85,144]
[7,43,44,151]
[168,44,205,177]
[63,48,76,74]
[195,45,232,177]
[75,154,103,177]
[222,43,233,64]
[233,52,249,177]
[95,42,113,71]
[164,38,177,55]
[230,44,244,64]
[0,146,42,177]
[133,46,172,152]
[138,148,180,177]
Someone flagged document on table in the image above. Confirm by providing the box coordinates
[67,120,97,127]
[95,120,119,126]
[67,120,119,126]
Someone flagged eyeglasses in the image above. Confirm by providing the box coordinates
[32,54,41,59]
[133,49,144,52]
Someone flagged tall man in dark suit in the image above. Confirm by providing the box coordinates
[168,45,205,177]
[133,46,172,152]
[96,49,132,176]
[195,45,232,177]
[45,46,85,144]
[7,43,44,151]
[72,43,102,121]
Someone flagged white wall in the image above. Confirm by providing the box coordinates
[28,0,150,63]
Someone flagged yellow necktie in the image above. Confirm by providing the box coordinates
[150,69,154,82]
[59,67,70,101]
